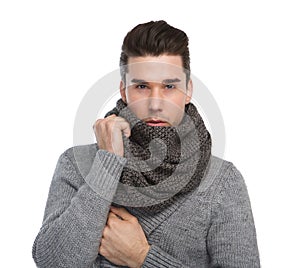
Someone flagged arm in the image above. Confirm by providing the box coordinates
[207,164,260,268]
[98,206,190,268]
[142,245,190,268]
[32,148,126,268]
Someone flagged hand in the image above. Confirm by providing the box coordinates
[93,115,131,157]
[99,206,150,268]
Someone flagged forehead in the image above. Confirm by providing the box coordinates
[126,55,185,83]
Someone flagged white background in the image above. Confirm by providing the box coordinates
[1,0,299,267]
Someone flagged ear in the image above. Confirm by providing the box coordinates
[185,79,193,104]
[119,80,127,103]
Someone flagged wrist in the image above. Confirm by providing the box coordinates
[132,244,150,268]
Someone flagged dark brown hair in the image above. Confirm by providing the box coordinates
[120,20,190,84]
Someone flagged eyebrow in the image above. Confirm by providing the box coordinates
[131,79,149,84]
[162,78,181,84]
[130,78,181,84]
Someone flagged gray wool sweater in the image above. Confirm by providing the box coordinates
[32,143,260,267]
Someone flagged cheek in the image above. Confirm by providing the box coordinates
[126,98,149,119]
[171,95,188,109]
[131,105,146,115]
[125,89,146,103]
[167,96,187,124]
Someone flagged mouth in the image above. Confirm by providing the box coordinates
[143,118,171,127]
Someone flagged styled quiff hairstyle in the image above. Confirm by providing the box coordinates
[120,20,190,85]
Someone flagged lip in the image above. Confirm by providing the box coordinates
[144,118,170,127]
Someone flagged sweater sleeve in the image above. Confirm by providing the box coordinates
[207,164,260,268]
[142,244,189,268]
[32,148,126,268]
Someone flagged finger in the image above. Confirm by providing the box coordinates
[111,127,124,155]
[106,213,123,228]
[93,115,117,130]
[95,116,131,137]
[107,211,120,219]
[107,114,116,118]
[110,206,136,222]
[112,119,131,138]
[122,123,131,138]
[102,225,109,238]
[99,242,107,256]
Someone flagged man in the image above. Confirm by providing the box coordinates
[32,21,260,267]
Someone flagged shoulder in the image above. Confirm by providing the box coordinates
[61,143,98,161]
[57,143,99,177]
[197,155,249,204]
[199,155,239,189]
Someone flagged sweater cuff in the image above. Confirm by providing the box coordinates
[142,245,182,268]
[84,149,127,201]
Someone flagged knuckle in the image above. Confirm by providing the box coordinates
[102,226,109,237]
[93,119,103,128]
[94,117,118,133]
[99,244,107,256]
[107,119,116,128]
[107,217,117,227]
[108,212,115,218]
[131,216,138,223]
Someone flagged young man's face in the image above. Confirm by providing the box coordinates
[120,54,193,126]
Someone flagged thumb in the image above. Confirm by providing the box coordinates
[120,121,131,138]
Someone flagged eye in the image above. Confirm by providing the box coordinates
[136,84,148,89]
[165,84,175,89]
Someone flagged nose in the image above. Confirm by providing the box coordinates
[148,87,163,113]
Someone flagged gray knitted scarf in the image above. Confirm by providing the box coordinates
[105,99,211,212]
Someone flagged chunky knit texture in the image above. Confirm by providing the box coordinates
[32,144,260,267]
[104,99,211,211]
